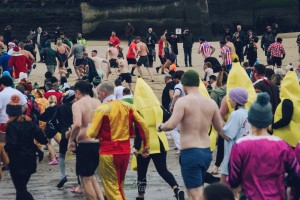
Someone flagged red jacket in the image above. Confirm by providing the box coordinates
[8,53,32,79]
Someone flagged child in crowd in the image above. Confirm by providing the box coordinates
[219,88,251,189]
[204,62,214,82]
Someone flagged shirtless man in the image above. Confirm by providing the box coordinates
[157,70,224,200]
[91,50,108,80]
[225,36,236,57]
[19,42,35,61]
[136,36,154,81]
[68,81,104,200]
[106,42,119,79]
[117,53,133,92]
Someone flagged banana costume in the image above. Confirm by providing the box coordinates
[227,62,257,114]
[274,71,300,147]
[198,79,218,151]
[134,78,169,154]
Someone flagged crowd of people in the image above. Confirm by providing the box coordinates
[0,22,300,200]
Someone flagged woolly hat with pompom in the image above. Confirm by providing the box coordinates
[248,92,272,128]
[6,94,22,117]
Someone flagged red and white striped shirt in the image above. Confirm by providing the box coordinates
[199,42,213,58]
[220,46,232,65]
[268,42,285,58]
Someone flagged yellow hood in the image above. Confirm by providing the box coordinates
[280,71,300,102]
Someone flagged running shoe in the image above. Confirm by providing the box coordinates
[175,189,185,200]
[49,159,58,165]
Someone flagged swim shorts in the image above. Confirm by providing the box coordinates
[159,56,166,65]
[127,58,137,65]
[74,58,84,66]
[109,59,118,68]
[76,142,99,177]
[179,148,212,189]
[137,56,150,68]
[119,73,132,83]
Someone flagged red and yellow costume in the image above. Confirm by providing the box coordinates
[87,100,149,200]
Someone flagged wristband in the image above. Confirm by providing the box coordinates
[158,124,163,132]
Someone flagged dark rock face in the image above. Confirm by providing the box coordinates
[0,0,299,41]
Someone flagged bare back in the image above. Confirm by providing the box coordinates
[226,42,236,55]
[137,42,148,56]
[175,94,223,149]
[74,96,101,142]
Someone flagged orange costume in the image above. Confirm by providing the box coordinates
[87,100,149,200]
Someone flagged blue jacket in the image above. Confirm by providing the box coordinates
[0,53,13,73]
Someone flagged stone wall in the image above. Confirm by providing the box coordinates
[0,0,299,41]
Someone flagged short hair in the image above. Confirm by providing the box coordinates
[243,62,249,68]
[45,82,53,90]
[209,75,217,81]
[18,42,25,49]
[220,40,226,45]
[114,78,122,86]
[60,76,67,85]
[74,80,93,96]
[72,38,77,44]
[173,70,185,80]
[277,38,283,42]
[108,42,114,47]
[0,76,13,87]
[135,36,141,40]
[123,88,131,95]
[45,71,53,79]
[92,50,97,54]
[50,76,58,84]
[203,183,234,200]
[60,32,65,36]
[254,64,266,75]
[225,36,231,41]
[97,82,114,96]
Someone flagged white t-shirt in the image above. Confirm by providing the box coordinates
[221,108,251,175]
[174,83,185,97]
[205,68,214,82]
[114,86,125,100]
[0,87,27,123]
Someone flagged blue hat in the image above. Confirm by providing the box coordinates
[248,93,273,128]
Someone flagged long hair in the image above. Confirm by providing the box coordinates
[216,71,228,88]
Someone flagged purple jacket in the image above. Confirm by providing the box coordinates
[229,135,300,200]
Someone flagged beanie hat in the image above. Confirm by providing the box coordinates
[6,95,23,117]
[229,88,248,106]
[13,46,19,52]
[248,93,273,128]
[181,70,200,87]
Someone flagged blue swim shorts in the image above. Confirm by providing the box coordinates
[179,148,212,189]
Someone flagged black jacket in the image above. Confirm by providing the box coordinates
[181,33,194,49]
[167,37,179,55]
[5,119,47,175]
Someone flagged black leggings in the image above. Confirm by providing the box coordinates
[215,135,224,167]
[137,146,178,195]
[10,172,34,200]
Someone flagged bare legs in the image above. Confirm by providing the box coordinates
[81,176,104,200]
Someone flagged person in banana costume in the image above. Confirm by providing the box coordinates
[273,70,300,147]
[133,78,184,200]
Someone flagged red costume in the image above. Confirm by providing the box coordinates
[8,47,32,79]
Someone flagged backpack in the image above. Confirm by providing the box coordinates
[26,94,40,126]
[44,109,60,139]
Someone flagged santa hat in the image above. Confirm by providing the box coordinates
[13,46,19,52]
[6,95,23,117]
[8,42,15,47]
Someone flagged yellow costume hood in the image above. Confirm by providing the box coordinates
[274,71,300,147]
[227,62,257,114]
[134,78,169,154]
